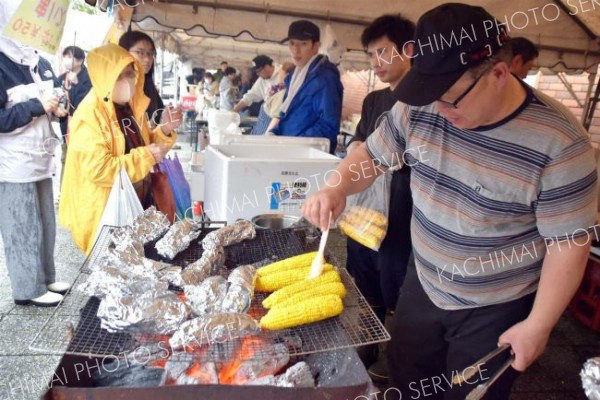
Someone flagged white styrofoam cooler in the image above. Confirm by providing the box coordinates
[204,144,340,223]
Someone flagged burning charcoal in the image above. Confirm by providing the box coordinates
[132,206,170,244]
[221,265,256,313]
[180,248,224,286]
[161,359,193,383]
[126,342,171,367]
[169,313,261,350]
[581,357,600,400]
[156,220,201,260]
[97,292,191,334]
[247,362,314,388]
[184,276,228,316]
[280,361,315,387]
[76,266,168,298]
[219,341,289,384]
[92,359,165,388]
[175,362,219,385]
[110,226,144,257]
[201,220,256,251]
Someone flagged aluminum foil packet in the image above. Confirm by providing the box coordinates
[201,220,256,251]
[581,357,600,400]
[169,313,261,350]
[221,265,256,313]
[110,226,144,257]
[97,291,191,334]
[156,220,201,260]
[106,247,183,287]
[77,266,168,298]
[184,276,228,316]
[180,248,225,286]
[132,206,170,244]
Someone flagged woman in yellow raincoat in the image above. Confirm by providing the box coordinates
[59,43,181,254]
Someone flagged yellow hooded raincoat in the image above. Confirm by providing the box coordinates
[59,44,176,254]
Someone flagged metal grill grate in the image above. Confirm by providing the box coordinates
[30,226,390,360]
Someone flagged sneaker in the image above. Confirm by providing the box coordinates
[368,356,389,384]
[47,282,71,294]
[14,291,63,307]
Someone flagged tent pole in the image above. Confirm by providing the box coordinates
[583,72,599,130]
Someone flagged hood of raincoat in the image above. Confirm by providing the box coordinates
[87,43,151,124]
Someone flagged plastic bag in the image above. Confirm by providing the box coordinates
[338,171,391,251]
[161,154,192,221]
[320,24,344,65]
[95,165,144,242]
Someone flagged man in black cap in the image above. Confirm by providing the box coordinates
[269,20,343,153]
[301,3,596,398]
[233,55,282,113]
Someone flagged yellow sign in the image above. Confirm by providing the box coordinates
[103,6,133,45]
[1,0,70,54]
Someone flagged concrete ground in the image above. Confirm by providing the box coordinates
[0,129,598,399]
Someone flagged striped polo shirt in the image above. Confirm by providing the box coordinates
[366,84,598,310]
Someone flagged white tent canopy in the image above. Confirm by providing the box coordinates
[132,0,600,72]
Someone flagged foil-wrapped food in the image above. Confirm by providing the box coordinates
[169,313,261,350]
[77,266,169,298]
[97,291,191,334]
[132,206,170,244]
[221,265,256,314]
[156,220,201,260]
[110,226,144,257]
[184,276,229,316]
[201,220,256,252]
[180,248,225,286]
[106,247,183,287]
[581,357,600,400]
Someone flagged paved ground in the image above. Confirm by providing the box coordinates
[0,130,598,399]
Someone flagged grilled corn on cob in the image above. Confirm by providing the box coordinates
[262,270,342,308]
[256,251,319,277]
[270,282,347,310]
[255,264,334,292]
[260,294,344,330]
[338,220,382,251]
[349,206,388,227]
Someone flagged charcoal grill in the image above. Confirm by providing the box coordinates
[33,225,386,399]
[30,225,389,361]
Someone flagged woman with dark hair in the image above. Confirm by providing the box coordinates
[118,31,164,126]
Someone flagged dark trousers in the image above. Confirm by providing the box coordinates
[387,262,535,400]
[346,168,413,319]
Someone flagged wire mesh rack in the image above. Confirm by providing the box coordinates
[29,225,390,360]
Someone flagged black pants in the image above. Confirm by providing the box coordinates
[346,168,413,320]
[387,262,536,400]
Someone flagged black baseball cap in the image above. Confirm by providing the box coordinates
[394,3,509,106]
[284,20,320,42]
[252,55,273,70]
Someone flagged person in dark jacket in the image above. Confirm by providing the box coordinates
[57,46,92,138]
[57,46,92,187]
[344,14,415,383]
[0,1,71,307]
[118,31,164,127]
[270,20,343,154]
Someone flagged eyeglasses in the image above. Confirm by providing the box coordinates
[130,49,155,59]
[437,65,493,109]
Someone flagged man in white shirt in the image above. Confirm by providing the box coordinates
[233,55,280,113]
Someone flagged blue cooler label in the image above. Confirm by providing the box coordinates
[270,182,281,210]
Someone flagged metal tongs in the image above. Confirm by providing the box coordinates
[456,344,514,400]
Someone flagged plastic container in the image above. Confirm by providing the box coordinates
[204,144,340,224]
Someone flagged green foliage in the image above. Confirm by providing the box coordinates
[70,0,97,15]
